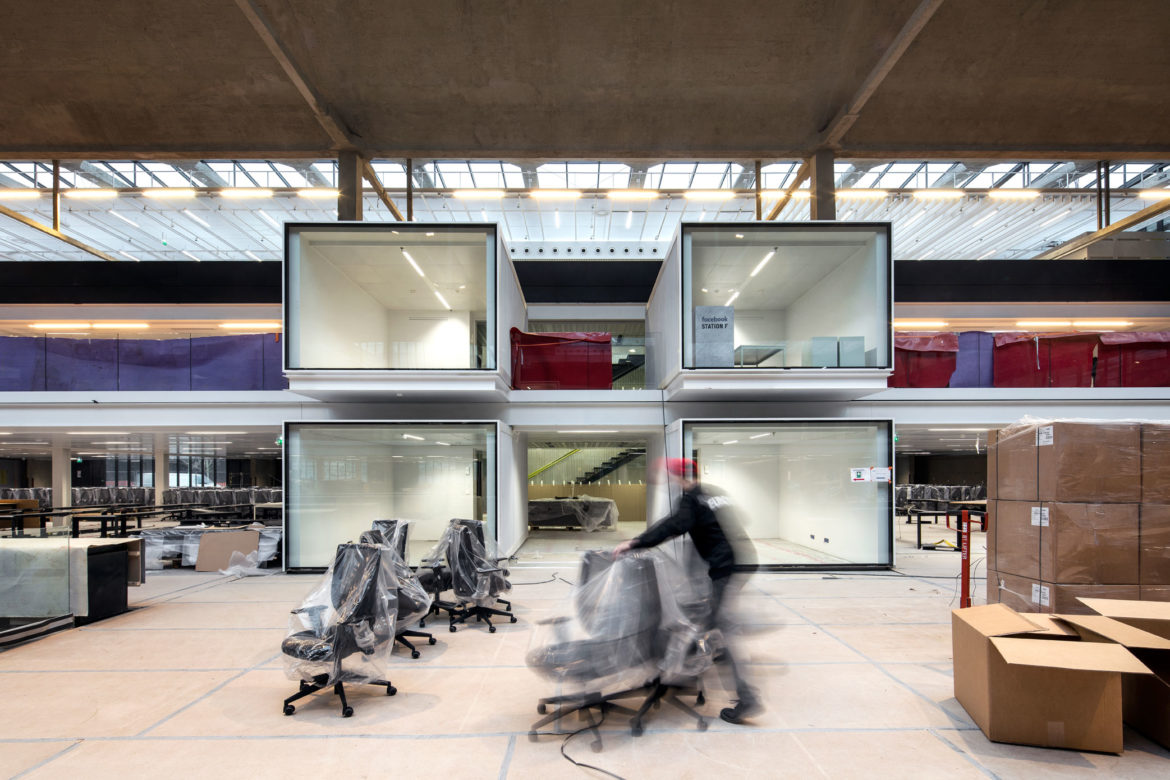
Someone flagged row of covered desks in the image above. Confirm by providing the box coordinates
[1,504,213,538]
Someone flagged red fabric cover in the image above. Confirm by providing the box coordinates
[888,333,957,387]
[510,328,612,390]
[1046,335,1097,387]
[1097,332,1170,387]
[993,334,1048,387]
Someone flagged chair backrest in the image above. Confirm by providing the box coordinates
[371,519,409,560]
[451,517,486,547]
[329,543,388,626]
[576,552,661,638]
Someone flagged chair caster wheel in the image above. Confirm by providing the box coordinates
[537,703,547,714]
[342,706,354,718]
[428,636,437,645]
[283,704,295,716]
[449,625,457,632]
[419,620,425,628]
[696,692,705,705]
[528,731,538,742]
[510,616,517,623]
[698,719,708,731]
[631,722,644,737]
[387,686,397,696]
[411,650,420,659]
[489,625,496,633]
[591,740,603,753]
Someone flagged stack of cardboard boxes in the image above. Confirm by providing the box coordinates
[986,420,1170,613]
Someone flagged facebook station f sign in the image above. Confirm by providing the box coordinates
[695,306,734,367]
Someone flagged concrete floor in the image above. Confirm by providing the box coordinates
[1,526,1168,778]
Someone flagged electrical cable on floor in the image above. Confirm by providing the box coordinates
[557,709,627,780]
[509,574,560,585]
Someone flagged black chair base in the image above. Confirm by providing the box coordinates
[419,597,461,628]
[395,628,437,658]
[629,680,707,736]
[282,673,396,718]
[528,681,657,745]
[449,601,517,633]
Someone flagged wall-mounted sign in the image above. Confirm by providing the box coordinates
[694,306,734,367]
[850,467,872,483]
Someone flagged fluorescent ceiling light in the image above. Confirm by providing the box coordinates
[219,321,282,329]
[749,250,776,277]
[401,249,425,277]
[297,188,339,198]
[425,232,435,237]
[66,431,129,435]
[722,440,739,445]
[182,209,210,228]
[1072,320,1133,328]
[108,210,140,228]
[220,188,273,198]
[988,189,1040,200]
[734,234,744,239]
[402,434,425,441]
[436,441,451,446]
[749,432,771,439]
[0,189,41,199]
[0,432,12,435]
[92,322,149,330]
[180,250,200,261]
[245,250,261,261]
[725,291,740,305]
[556,430,622,437]
[118,250,143,262]
[142,188,196,199]
[1016,320,1071,328]
[893,320,948,328]
[684,190,735,201]
[607,190,658,200]
[1137,189,1170,199]
[30,322,91,330]
[913,189,964,200]
[434,290,452,309]
[837,189,888,199]
[453,189,504,198]
[530,189,582,199]
[64,189,119,199]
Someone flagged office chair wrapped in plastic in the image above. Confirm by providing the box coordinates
[361,520,436,658]
[425,518,515,632]
[526,546,714,742]
[281,542,399,717]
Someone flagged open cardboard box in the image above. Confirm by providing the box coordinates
[952,603,1152,754]
[1060,598,1170,748]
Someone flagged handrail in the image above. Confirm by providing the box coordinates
[527,448,580,480]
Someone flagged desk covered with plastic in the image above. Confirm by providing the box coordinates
[527,496,618,531]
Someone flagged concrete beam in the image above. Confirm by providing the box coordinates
[361,159,405,221]
[765,160,810,220]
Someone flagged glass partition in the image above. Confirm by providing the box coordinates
[1,528,72,632]
[683,223,891,369]
[285,422,497,570]
[683,420,892,567]
[286,224,496,370]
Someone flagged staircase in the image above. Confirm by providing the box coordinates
[612,353,645,383]
[576,447,646,484]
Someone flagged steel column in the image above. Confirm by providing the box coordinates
[810,149,836,220]
[337,150,362,221]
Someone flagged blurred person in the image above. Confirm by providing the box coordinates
[613,457,762,724]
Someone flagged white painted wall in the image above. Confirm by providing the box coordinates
[697,448,782,541]
[292,247,391,368]
[646,236,681,388]
[497,425,528,557]
[382,310,474,368]
[784,238,884,366]
[497,238,528,382]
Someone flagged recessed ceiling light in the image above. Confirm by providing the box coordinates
[0,189,42,199]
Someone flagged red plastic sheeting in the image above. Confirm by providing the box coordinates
[510,328,612,390]
[1097,332,1170,387]
[894,333,959,352]
[993,332,1098,388]
[888,332,958,387]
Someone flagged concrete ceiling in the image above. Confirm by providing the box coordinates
[3,0,1168,160]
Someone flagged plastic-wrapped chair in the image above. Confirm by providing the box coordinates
[361,522,436,658]
[435,518,515,633]
[281,542,399,717]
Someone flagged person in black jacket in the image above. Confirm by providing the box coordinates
[613,457,762,724]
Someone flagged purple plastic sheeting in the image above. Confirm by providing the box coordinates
[191,335,263,390]
[261,332,288,390]
[46,338,119,390]
[0,336,46,390]
[118,338,191,390]
[949,331,995,388]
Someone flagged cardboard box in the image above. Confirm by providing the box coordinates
[987,431,999,500]
[1142,424,1170,504]
[1079,598,1170,640]
[1041,503,1140,584]
[1037,422,1141,503]
[952,603,1151,753]
[996,424,1038,501]
[986,500,997,569]
[990,572,1139,614]
[194,530,259,572]
[1142,504,1170,586]
[994,501,1040,579]
[1071,600,1170,748]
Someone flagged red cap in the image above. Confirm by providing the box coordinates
[660,457,697,479]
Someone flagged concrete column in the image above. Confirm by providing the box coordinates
[337,150,363,221]
[809,149,836,221]
[154,432,168,507]
[51,443,72,513]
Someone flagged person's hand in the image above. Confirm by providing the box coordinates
[613,540,635,558]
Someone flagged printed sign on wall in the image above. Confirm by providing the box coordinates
[694,306,734,367]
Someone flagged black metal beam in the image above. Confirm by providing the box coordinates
[0,261,281,304]
[894,259,1170,303]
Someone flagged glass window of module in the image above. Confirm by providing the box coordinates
[284,422,496,570]
[682,223,891,369]
[683,421,892,567]
[286,224,496,370]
